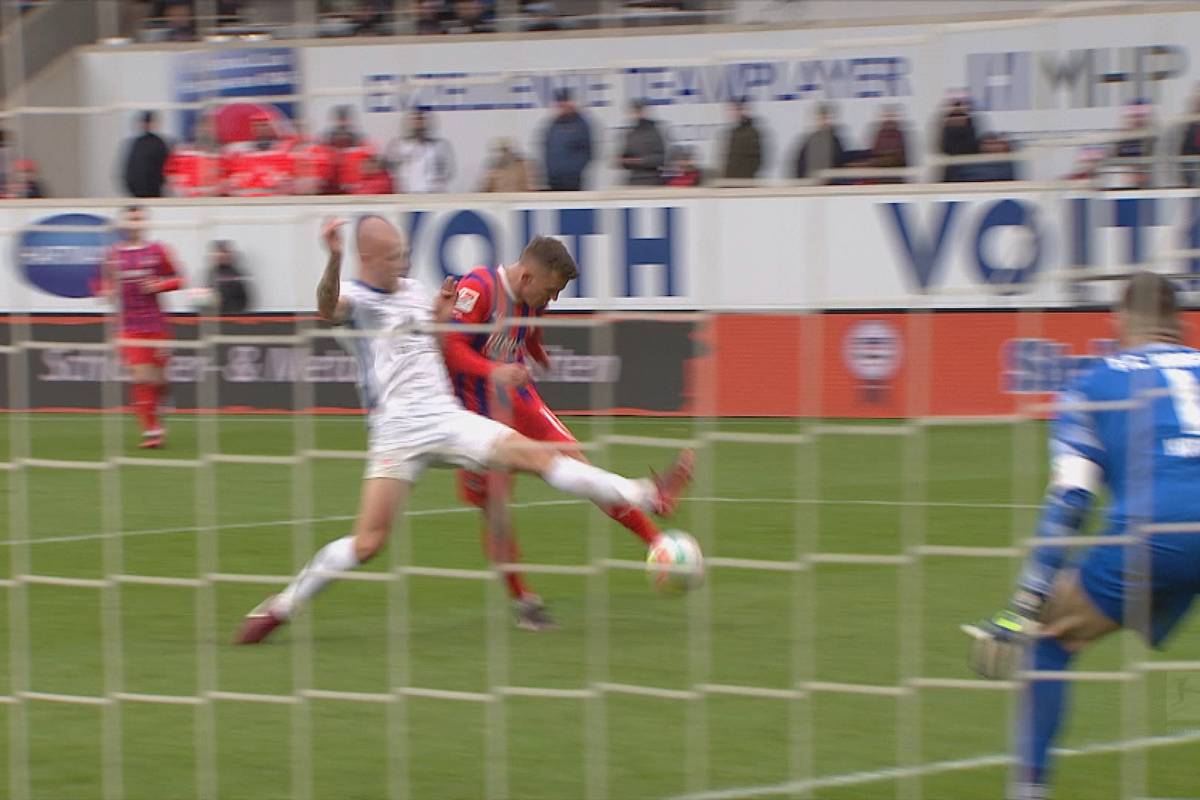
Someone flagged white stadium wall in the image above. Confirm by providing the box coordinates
[68,6,1200,197]
[4,186,1198,313]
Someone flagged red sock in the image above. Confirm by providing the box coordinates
[145,383,160,433]
[482,526,531,600]
[606,505,660,545]
[131,383,157,433]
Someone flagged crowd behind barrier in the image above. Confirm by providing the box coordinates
[121,0,711,42]
[3,87,1199,200]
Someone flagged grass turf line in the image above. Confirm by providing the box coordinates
[0,415,1197,799]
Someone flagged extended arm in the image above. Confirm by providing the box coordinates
[150,244,184,293]
[966,387,1103,678]
[316,218,350,324]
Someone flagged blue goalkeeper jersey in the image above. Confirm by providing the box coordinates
[1024,342,1200,596]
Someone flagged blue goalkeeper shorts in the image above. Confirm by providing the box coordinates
[1079,530,1200,647]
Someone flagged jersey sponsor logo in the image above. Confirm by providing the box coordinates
[455,286,480,313]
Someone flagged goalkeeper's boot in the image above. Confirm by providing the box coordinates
[514,595,558,632]
[652,449,695,517]
[235,596,288,645]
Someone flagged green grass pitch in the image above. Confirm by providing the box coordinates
[1,414,1198,799]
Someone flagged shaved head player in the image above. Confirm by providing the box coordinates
[236,215,693,644]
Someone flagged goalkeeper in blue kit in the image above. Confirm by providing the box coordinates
[965,272,1200,800]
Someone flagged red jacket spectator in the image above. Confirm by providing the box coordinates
[9,159,45,198]
[348,156,395,194]
[164,146,223,196]
[288,138,334,195]
[328,144,376,194]
[222,113,294,196]
[222,140,294,196]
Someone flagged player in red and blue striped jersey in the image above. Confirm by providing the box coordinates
[442,236,663,630]
[99,205,183,449]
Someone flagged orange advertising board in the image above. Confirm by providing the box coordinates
[698,311,1187,418]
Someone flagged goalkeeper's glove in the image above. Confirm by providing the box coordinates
[962,590,1045,680]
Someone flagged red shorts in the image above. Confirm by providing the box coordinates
[457,393,577,507]
[121,331,171,368]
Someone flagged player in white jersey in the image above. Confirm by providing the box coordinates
[235,215,694,644]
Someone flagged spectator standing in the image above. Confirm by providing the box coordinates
[1064,145,1108,185]
[223,113,294,196]
[414,0,446,34]
[322,105,362,149]
[215,0,243,27]
[281,118,331,196]
[122,110,170,198]
[1178,88,1200,188]
[937,94,979,182]
[794,102,847,182]
[0,129,12,195]
[321,105,375,194]
[960,133,1017,182]
[480,138,535,192]
[1112,99,1156,189]
[207,240,252,314]
[347,155,395,194]
[868,105,910,183]
[386,110,454,193]
[164,112,223,197]
[449,0,494,33]
[721,99,763,182]
[349,0,389,34]
[664,145,703,187]
[617,99,666,186]
[525,1,561,31]
[161,0,196,41]
[10,159,45,198]
[542,88,593,191]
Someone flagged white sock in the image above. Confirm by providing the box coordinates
[542,456,653,511]
[273,535,360,619]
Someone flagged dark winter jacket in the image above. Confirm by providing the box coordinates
[620,118,666,186]
[543,111,593,190]
[123,132,170,197]
[722,118,763,180]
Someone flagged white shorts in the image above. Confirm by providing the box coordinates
[365,408,513,483]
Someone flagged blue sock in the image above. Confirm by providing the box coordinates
[1017,638,1074,788]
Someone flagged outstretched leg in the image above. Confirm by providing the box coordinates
[490,431,693,517]
[235,477,409,644]
[515,401,661,545]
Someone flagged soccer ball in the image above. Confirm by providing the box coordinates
[646,530,705,593]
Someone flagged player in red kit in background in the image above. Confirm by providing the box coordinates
[100,206,183,448]
[442,236,663,630]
